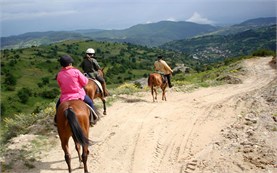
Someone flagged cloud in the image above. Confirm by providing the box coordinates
[166,17,177,22]
[186,12,215,25]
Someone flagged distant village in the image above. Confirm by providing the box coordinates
[192,47,232,60]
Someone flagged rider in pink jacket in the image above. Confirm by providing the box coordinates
[57,65,88,103]
[54,55,95,126]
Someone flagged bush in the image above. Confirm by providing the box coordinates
[17,87,32,104]
[252,49,276,57]
[1,103,56,143]
[4,73,17,85]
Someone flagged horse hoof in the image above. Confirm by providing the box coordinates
[103,111,107,115]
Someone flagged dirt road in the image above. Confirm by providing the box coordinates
[9,57,277,173]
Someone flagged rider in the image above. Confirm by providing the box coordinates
[154,55,174,88]
[54,55,97,126]
[80,48,109,97]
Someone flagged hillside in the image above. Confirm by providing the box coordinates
[0,40,196,118]
[0,31,88,49]
[160,25,276,61]
[2,56,276,172]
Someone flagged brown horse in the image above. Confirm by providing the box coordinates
[84,68,107,115]
[56,100,91,173]
[148,73,167,102]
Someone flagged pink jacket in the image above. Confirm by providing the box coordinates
[57,66,88,103]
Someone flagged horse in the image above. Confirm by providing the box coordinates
[84,68,107,115]
[56,100,92,173]
[148,73,167,102]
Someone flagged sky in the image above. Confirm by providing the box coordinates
[0,0,276,37]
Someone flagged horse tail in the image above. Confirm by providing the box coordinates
[65,108,90,146]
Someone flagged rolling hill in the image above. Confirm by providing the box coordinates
[0,31,89,49]
[207,17,276,36]
[1,17,275,50]
[80,21,219,47]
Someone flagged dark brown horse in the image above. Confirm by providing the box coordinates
[85,68,107,115]
[56,100,91,173]
[148,73,167,102]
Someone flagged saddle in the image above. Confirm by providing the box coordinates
[84,73,105,97]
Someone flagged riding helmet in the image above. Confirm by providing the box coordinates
[59,55,74,67]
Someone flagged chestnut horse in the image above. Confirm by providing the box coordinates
[84,68,107,115]
[148,73,167,102]
[56,100,92,173]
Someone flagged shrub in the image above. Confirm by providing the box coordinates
[4,73,17,85]
[17,87,32,104]
[252,49,276,57]
[1,102,56,143]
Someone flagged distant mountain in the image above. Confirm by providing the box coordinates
[1,17,276,50]
[1,31,88,49]
[209,17,276,35]
[81,21,219,47]
[160,25,276,61]
[237,17,276,26]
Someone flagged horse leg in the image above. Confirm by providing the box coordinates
[102,98,107,115]
[82,145,89,173]
[61,139,72,172]
[154,88,158,101]
[151,86,155,102]
[75,142,83,168]
[163,89,166,101]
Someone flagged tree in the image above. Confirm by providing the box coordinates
[4,73,17,85]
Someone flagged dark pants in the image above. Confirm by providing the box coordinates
[164,74,172,87]
[96,75,105,84]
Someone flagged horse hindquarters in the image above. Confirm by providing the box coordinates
[65,108,90,146]
[64,108,90,173]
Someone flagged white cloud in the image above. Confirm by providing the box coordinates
[166,17,177,22]
[186,12,214,25]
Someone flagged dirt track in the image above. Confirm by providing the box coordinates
[7,57,277,173]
